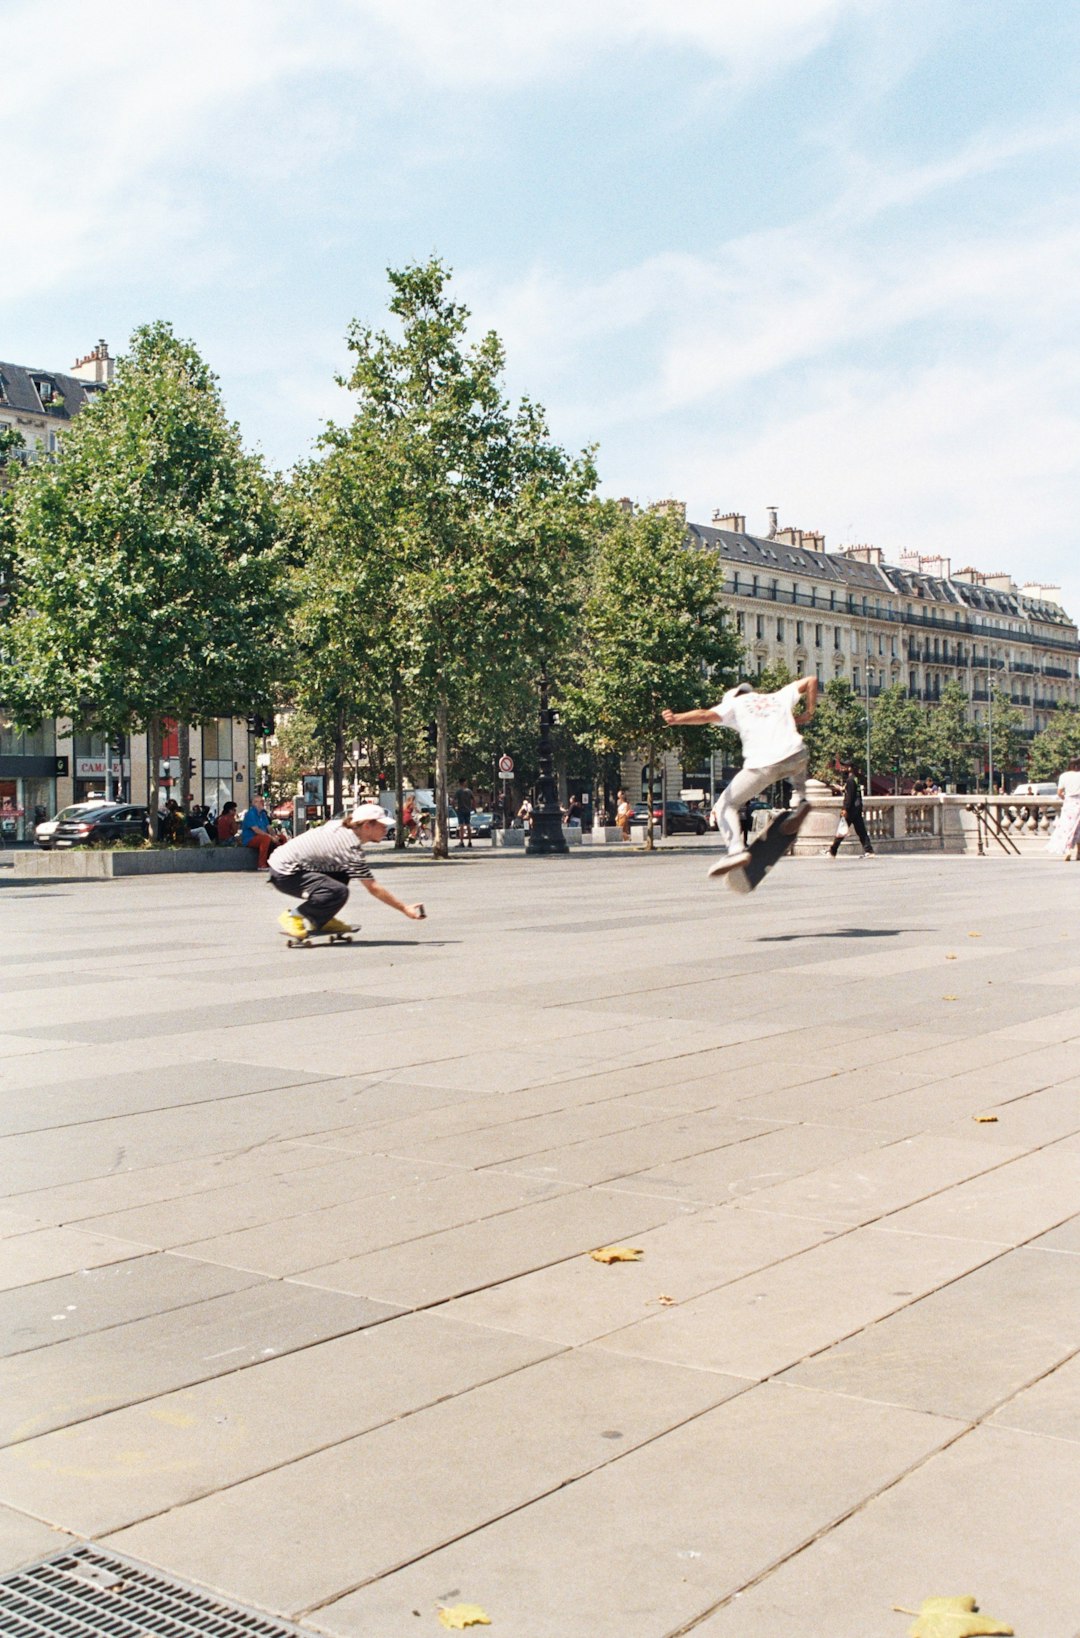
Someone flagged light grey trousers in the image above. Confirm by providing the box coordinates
[712,748,810,852]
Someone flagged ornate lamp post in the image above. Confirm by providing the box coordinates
[526,668,569,855]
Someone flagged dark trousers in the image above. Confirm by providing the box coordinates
[830,811,874,855]
[271,868,349,928]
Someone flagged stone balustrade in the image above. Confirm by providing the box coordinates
[793,782,1064,856]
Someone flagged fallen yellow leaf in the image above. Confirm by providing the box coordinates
[438,1605,491,1630]
[942,995,958,1001]
[974,1114,998,1123]
[895,1594,1013,1637]
[590,1245,644,1263]
[654,1293,676,1306]
[968,932,982,938]
[945,954,957,960]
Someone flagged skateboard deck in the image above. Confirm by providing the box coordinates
[279,923,357,948]
[728,805,809,894]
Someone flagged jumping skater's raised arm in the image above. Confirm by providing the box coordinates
[792,676,818,723]
[661,706,719,726]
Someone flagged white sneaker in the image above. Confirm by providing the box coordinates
[708,848,751,879]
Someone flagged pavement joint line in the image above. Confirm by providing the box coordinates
[287,1376,766,1622]
[662,1414,977,1638]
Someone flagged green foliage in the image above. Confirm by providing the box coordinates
[1028,705,1080,780]
[315,257,597,852]
[985,683,1026,785]
[927,678,972,787]
[871,683,929,790]
[0,321,284,738]
[803,678,867,780]
[753,659,795,693]
[561,505,739,841]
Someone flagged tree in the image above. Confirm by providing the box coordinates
[802,678,867,782]
[561,504,740,848]
[926,679,972,789]
[0,323,285,822]
[870,684,928,791]
[332,259,596,857]
[985,683,1026,790]
[1028,705,1080,780]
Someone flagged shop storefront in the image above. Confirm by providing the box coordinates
[0,722,62,841]
[72,734,131,803]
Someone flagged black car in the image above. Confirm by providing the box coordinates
[51,803,150,847]
[651,800,708,836]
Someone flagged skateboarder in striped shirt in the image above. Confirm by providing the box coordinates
[662,676,818,878]
[271,802,425,940]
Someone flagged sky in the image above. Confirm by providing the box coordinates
[4,0,1080,608]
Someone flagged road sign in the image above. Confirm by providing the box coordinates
[498,754,514,777]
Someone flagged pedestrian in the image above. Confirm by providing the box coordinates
[828,764,875,858]
[453,780,475,849]
[517,795,534,831]
[1048,757,1080,859]
[216,801,239,844]
[615,789,633,842]
[242,794,284,870]
[271,801,426,939]
[662,676,818,878]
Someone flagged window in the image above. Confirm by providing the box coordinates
[756,614,765,639]
[796,621,804,645]
[815,663,823,682]
[909,670,917,694]
[815,624,822,648]
[891,636,897,657]
[776,617,785,639]
[751,574,759,596]
[851,630,859,653]
[878,635,884,656]
[735,611,745,634]
[853,666,861,690]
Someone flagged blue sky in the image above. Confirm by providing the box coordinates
[4,0,1080,608]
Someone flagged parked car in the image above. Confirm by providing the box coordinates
[469,811,495,838]
[1010,781,1059,798]
[646,800,708,835]
[50,804,150,848]
[34,801,111,849]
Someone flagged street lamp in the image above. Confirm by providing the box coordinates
[526,668,569,855]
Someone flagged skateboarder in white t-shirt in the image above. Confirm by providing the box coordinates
[662,676,818,878]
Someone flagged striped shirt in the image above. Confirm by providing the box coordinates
[269,820,374,881]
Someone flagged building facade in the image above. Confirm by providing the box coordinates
[619,504,1080,803]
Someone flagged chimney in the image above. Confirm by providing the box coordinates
[1021,582,1062,605]
[766,506,778,539]
[803,531,826,552]
[70,339,113,383]
[899,548,921,573]
[982,572,1015,593]
[616,497,635,515]
[775,527,804,548]
[920,554,952,581]
[842,544,884,567]
[649,499,686,522]
[712,511,746,533]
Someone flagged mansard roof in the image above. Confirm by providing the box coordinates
[0,361,102,422]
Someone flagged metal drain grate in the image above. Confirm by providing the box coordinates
[0,1545,308,1638]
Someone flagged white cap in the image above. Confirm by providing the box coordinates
[353,802,393,826]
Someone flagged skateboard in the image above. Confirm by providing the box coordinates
[280,923,357,950]
[728,804,810,894]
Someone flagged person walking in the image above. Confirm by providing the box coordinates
[452,781,476,849]
[271,801,426,939]
[828,764,875,858]
[1048,757,1080,859]
[615,789,633,843]
[662,676,818,878]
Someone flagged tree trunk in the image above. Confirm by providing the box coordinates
[147,716,161,842]
[393,683,406,850]
[433,692,450,859]
[645,749,655,851]
[178,722,191,807]
[332,708,346,815]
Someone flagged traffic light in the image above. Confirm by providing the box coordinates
[246,711,274,739]
[187,757,196,778]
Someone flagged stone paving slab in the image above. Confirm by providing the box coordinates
[0,1503,73,1575]
[0,1255,257,1357]
[781,1244,1080,1418]
[0,1312,554,1536]
[683,1424,1080,1638]
[0,1225,150,1291]
[313,1382,960,1638]
[0,1281,398,1445]
[106,1347,742,1615]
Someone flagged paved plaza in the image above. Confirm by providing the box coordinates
[0,846,1078,1636]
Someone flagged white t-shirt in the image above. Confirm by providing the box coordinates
[1059,770,1080,798]
[713,682,805,768]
